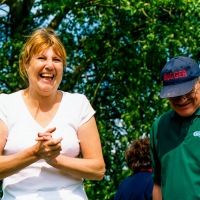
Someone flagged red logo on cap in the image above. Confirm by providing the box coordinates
[164,70,187,81]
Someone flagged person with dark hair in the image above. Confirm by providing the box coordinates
[114,138,153,200]
[150,56,200,200]
[0,28,105,200]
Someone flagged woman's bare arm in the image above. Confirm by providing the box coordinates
[0,121,62,180]
[46,116,106,180]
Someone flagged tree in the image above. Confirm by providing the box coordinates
[0,0,199,199]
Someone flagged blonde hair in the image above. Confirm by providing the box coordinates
[19,27,67,81]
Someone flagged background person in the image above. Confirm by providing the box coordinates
[114,138,153,200]
[150,56,200,200]
[0,27,105,200]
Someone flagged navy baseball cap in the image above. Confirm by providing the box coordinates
[160,56,200,98]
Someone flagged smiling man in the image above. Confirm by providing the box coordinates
[150,56,200,200]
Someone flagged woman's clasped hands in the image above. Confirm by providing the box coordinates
[34,127,63,162]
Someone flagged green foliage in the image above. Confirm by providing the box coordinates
[0,0,199,199]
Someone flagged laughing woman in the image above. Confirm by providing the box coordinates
[0,28,106,200]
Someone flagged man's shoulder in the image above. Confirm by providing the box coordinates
[154,109,174,126]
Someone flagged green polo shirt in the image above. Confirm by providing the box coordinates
[150,108,200,200]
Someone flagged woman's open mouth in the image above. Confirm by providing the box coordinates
[40,73,54,80]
